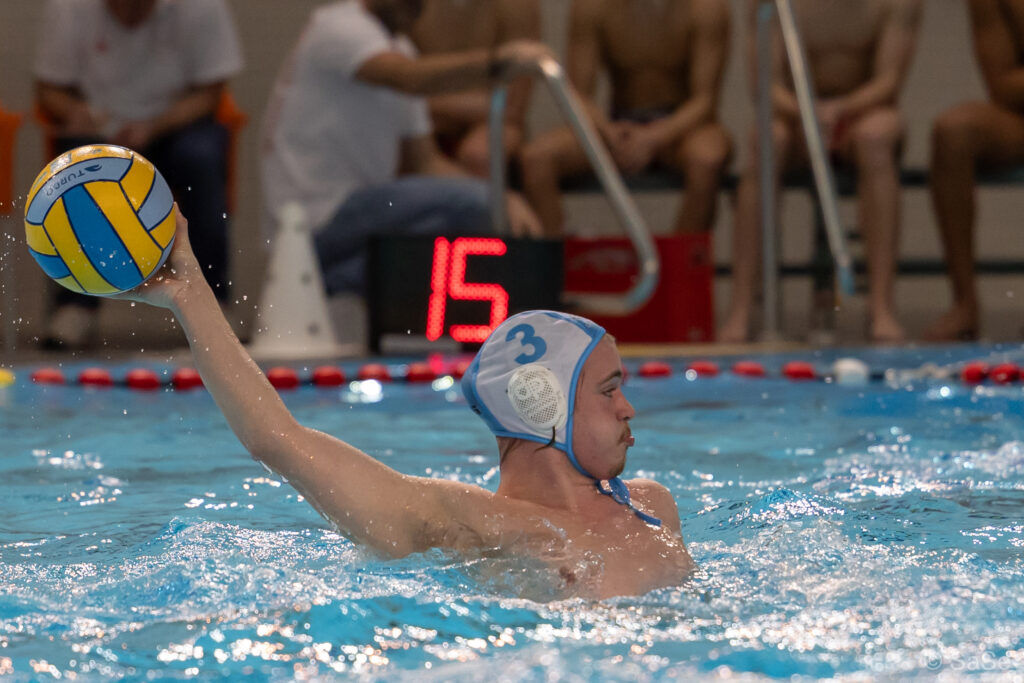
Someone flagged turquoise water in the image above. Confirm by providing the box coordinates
[1,344,1023,680]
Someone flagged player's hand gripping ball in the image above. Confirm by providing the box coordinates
[24,144,175,295]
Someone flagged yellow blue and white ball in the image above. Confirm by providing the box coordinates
[24,144,175,295]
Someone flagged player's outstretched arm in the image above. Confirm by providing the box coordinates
[119,207,471,557]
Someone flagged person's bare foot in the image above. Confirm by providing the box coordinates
[870,310,906,345]
[717,309,751,344]
[923,304,979,341]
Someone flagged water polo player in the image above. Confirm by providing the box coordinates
[123,208,694,599]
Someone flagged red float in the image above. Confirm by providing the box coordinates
[638,361,672,378]
[311,366,346,387]
[78,368,113,387]
[172,368,204,390]
[405,362,437,383]
[358,363,392,382]
[783,361,816,380]
[125,368,161,390]
[732,361,766,378]
[989,363,1020,385]
[686,360,719,377]
[266,367,300,390]
[31,367,66,384]
[960,362,988,385]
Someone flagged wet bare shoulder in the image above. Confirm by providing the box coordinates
[627,478,682,534]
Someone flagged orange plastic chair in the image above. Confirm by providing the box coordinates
[214,90,247,214]
[0,104,23,217]
[34,89,247,213]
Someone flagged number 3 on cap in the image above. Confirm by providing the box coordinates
[506,324,547,364]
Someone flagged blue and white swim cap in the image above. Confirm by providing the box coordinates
[462,310,661,527]
[462,310,605,472]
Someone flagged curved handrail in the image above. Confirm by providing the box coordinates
[488,86,510,236]
[488,56,660,316]
[772,0,856,297]
[756,3,781,339]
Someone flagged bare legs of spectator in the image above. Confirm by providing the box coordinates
[520,127,594,237]
[521,123,730,237]
[447,122,524,179]
[719,119,792,344]
[669,123,732,234]
[850,107,906,344]
[927,101,1024,341]
[719,110,905,344]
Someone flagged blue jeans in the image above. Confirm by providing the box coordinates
[314,176,492,294]
[56,116,230,308]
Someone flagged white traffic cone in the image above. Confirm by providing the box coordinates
[248,202,360,360]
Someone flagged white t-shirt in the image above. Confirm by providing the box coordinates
[34,0,243,127]
[261,0,432,236]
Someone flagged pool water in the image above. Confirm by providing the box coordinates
[1,344,1023,680]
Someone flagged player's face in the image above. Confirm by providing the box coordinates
[367,0,425,34]
[571,337,635,480]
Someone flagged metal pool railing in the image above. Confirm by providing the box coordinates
[755,0,855,340]
[486,56,659,317]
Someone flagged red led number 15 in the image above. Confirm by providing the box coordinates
[426,237,509,343]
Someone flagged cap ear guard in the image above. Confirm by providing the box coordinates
[506,364,567,432]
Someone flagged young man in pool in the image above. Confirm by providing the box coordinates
[124,209,693,600]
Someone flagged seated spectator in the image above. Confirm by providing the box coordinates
[410,0,541,177]
[34,0,243,349]
[927,0,1024,341]
[718,0,922,344]
[261,0,545,296]
[520,0,732,237]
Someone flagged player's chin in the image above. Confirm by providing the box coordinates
[609,457,626,480]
